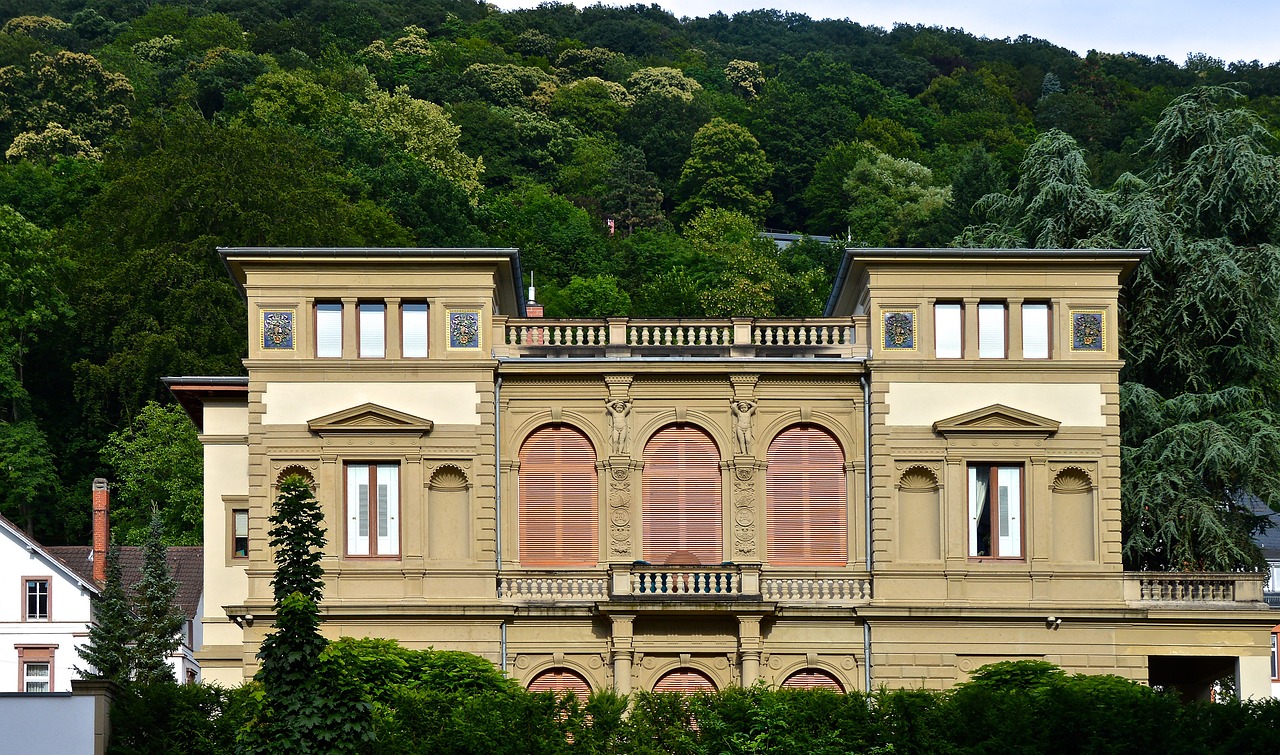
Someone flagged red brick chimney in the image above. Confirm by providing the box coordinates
[92,478,109,584]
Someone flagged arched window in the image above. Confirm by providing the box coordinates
[519,425,598,566]
[653,668,717,693]
[766,425,847,565]
[528,668,592,701]
[642,425,722,565]
[781,669,845,692]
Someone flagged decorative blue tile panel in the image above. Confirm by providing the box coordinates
[262,310,294,350]
[449,311,481,349]
[1071,311,1105,351]
[883,311,916,350]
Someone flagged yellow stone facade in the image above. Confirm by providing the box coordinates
[171,247,1276,699]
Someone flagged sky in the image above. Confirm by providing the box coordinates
[487,0,1280,65]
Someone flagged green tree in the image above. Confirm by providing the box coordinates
[353,85,484,199]
[602,144,665,234]
[241,474,372,754]
[0,50,134,158]
[959,89,1280,570]
[675,117,773,223]
[132,511,184,684]
[102,401,202,546]
[544,274,631,318]
[76,544,136,684]
[843,145,950,247]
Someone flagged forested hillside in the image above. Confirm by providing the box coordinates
[1,0,1278,570]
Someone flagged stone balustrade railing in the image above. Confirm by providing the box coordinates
[1124,572,1266,605]
[611,564,759,598]
[498,572,609,602]
[495,317,868,358]
[761,573,872,604]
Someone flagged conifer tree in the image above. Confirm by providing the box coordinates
[76,544,136,683]
[132,511,184,684]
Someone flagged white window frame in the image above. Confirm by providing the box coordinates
[968,464,1022,559]
[24,578,49,621]
[1022,302,1050,359]
[934,302,963,358]
[978,303,1006,359]
[23,661,50,693]
[346,464,400,557]
[402,303,429,358]
[232,509,249,559]
[316,302,343,358]
[359,302,386,358]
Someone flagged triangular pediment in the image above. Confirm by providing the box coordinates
[932,404,1060,436]
[308,403,434,435]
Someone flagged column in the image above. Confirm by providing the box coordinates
[610,615,635,695]
[738,616,762,687]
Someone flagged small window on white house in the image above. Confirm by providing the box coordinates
[24,579,49,621]
[316,303,343,358]
[978,303,1006,359]
[1022,303,1050,359]
[935,303,962,358]
[359,303,386,358]
[402,303,429,358]
[24,662,50,693]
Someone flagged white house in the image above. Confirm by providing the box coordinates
[0,512,98,692]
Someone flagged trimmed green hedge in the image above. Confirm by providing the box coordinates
[108,651,1280,755]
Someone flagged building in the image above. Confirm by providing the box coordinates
[0,511,98,693]
[171,246,1276,699]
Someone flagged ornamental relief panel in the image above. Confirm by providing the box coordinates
[608,466,633,557]
[732,466,757,559]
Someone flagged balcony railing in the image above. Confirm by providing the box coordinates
[761,572,872,604]
[498,572,608,603]
[495,317,868,359]
[1124,572,1266,605]
[611,564,756,598]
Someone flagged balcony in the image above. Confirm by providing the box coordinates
[1124,572,1267,606]
[493,317,868,359]
[497,565,873,608]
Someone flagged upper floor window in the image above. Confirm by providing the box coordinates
[402,303,429,358]
[316,302,343,358]
[969,464,1022,559]
[346,464,399,557]
[24,578,49,621]
[642,425,721,566]
[766,425,847,566]
[934,302,963,358]
[1022,303,1050,359]
[977,303,1006,358]
[359,303,386,358]
[232,509,249,559]
[518,425,598,566]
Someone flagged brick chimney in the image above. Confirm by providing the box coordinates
[92,478,109,584]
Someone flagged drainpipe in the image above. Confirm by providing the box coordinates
[495,374,503,571]
[860,373,873,693]
[496,373,506,673]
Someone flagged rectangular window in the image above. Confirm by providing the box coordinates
[1272,633,1278,680]
[978,303,1006,358]
[232,509,249,559]
[934,302,963,358]
[968,465,1022,558]
[316,303,343,358]
[1022,303,1050,359]
[359,303,386,358]
[23,662,50,693]
[346,464,399,556]
[16,646,53,692]
[24,579,49,621]
[402,303,429,358]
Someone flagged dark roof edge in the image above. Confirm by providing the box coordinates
[163,376,249,387]
[0,516,100,594]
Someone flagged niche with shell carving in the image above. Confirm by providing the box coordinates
[428,466,471,561]
[1050,468,1095,562]
[275,465,316,491]
[896,466,941,561]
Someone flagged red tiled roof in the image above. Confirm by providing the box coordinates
[46,546,203,622]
